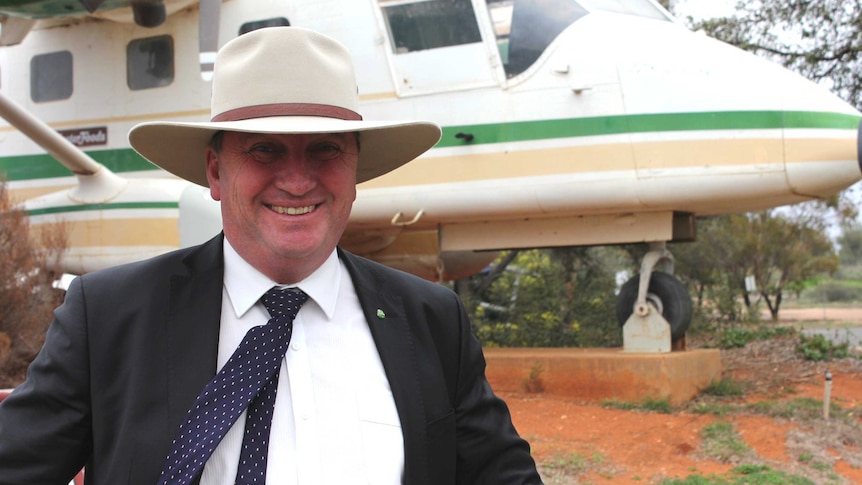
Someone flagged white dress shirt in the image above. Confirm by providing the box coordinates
[200,241,404,484]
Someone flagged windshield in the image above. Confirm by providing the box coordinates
[583,0,671,21]
[489,0,587,77]
[489,0,670,77]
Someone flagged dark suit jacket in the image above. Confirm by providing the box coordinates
[0,235,541,484]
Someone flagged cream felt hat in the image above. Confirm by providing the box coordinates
[128,27,441,186]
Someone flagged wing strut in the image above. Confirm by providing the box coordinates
[0,91,126,203]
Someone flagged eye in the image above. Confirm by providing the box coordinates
[307,142,344,161]
[246,143,283,163]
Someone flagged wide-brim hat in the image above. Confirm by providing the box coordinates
[128,27,441,186]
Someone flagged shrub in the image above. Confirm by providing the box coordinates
[712,326,796,349]
[797,333,850,361]
[0,180,68,387]
[800,280,862,303]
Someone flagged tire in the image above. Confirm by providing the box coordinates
[616,272,692,342]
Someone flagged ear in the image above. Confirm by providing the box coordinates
[205,148,222,201]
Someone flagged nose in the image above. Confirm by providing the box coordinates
[272,154,317,195]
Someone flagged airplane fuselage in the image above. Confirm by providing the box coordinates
[1,0,860,280]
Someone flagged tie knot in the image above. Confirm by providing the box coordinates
[262,287,309,319]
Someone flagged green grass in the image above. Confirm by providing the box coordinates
[658,464,817,484]
[688,402,737,417]
[746,397,841,421]
[600,397,674,413]
[700,378,746,398]
[687,394,857,425]
[699,421,751,463]
[541,450,607,477]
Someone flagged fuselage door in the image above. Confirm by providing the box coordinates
[376,0,503,96]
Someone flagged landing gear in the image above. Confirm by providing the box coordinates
[617,271,692,341]
[616,242,692,352]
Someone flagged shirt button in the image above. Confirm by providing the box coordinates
[291,343,301,351]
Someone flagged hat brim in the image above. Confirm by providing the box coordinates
[128,116,442,186]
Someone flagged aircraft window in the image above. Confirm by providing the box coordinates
[127,35,174,90]
[487,0,513,64]
[239,17,290,35]
[498,0,587,77]
[581,0,669,20]
[380,0,482,53]
[31,51,73,103]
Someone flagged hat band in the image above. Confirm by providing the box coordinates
[211,103,363,122]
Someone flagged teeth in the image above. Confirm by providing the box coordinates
[271,205,315,215]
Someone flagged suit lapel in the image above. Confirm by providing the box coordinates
[165,235,225,436]
[339,250,430,484]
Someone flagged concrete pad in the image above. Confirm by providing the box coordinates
[483,347,721,406]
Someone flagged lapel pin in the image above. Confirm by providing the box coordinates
[376,309,386,319]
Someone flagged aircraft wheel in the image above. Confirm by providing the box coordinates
[616,272,692,342]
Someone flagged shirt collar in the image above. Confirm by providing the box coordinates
[223,238,340,320]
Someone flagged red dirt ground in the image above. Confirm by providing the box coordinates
[502,310,862,484]
[505,370,862,483]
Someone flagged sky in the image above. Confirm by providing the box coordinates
[671,0,737,21]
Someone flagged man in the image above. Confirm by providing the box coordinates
[0,27,542,484]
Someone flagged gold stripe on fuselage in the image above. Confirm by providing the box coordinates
[362,136,851,188]
[30,217,180,248]
[784,137,857,164]
[9,184,75,203]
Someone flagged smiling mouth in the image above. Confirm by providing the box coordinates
[268,204,317,215]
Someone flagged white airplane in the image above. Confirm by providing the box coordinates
[1,0,860,344]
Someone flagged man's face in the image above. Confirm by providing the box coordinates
[206,131,358,283]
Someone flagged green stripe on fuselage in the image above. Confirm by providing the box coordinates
[437,110,861,147]
[0,147,157,182]
[2,110,859,182]
[27,201,178,216]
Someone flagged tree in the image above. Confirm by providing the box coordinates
[668,215,753,326]
[837,222,862,266]
[0,180,67,387]
[672,210,838,323]
[460,247,621,348]
[685,0,862,110]
[744,211,838,320]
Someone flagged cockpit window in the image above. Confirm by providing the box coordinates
[488,0,667,78]
[582,0,670,21]
[381,0,482,53]
[495,0,587,77]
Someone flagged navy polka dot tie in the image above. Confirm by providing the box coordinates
[159,287,308,485]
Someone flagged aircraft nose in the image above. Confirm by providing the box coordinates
[588,13,862,200]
